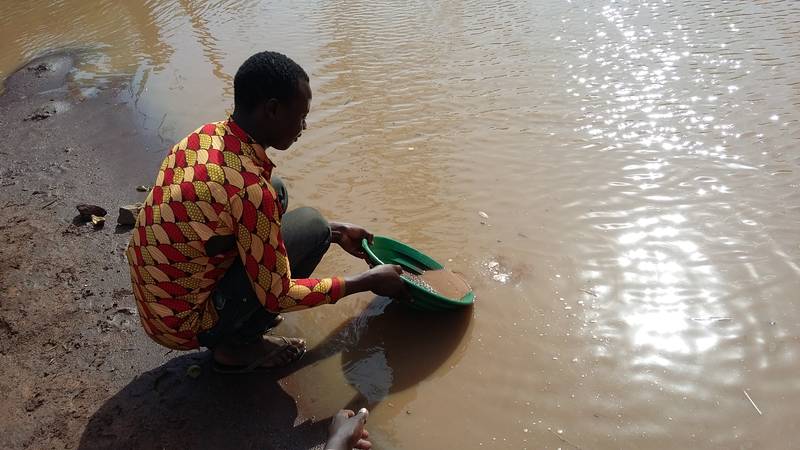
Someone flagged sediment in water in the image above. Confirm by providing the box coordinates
[403,268,471,299]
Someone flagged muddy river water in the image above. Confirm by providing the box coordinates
[2,0,800,448]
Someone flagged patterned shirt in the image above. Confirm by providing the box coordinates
[126,119,345,350]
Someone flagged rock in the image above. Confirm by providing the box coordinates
[90,215,105,228]
[117,203,142,226]
[135,185,149,192]
[76,204,107,219]
[27,63,49,76]
[478,211,489,219]
[23,106,55,121]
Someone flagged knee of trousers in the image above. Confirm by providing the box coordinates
[294,206,331,249]
[270,176,289,213]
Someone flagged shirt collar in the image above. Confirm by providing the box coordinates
[225,117,275,171]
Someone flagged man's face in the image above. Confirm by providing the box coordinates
[271,79,311,151]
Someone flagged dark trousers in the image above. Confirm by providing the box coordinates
[197,177,331,349]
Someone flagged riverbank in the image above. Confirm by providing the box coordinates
[0,52,327,449]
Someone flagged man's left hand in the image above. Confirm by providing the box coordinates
[330,222,373,260]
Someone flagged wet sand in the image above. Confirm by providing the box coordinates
[2,1,800,449]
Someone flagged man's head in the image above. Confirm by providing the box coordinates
[233,51,311,150]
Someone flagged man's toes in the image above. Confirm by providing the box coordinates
[279,337,305,361]
[287,337,306,352]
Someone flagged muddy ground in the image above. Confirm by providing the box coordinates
[0,53,328,450]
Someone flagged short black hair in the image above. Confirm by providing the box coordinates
[233,51,309,112]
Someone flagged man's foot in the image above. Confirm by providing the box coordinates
[212,335,306,373]
[326,408,371,450]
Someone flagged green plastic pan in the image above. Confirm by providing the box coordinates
[362,236,474,311]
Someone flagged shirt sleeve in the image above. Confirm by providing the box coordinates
[225,180,346,313]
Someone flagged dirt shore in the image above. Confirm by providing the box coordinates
[0,53,326,450]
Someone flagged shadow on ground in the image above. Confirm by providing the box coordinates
[77,352,326,450]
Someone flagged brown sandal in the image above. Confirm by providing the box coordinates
[212,336,306,374]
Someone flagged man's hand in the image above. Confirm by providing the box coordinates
[326,408,371,450]
[344,264,411,300]
[363,264,409,299]
[330,222,373,260]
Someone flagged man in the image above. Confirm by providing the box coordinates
[126,51,407,373]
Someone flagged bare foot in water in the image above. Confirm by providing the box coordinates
[326,408,371,450]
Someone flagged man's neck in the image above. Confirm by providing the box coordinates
[231,110,264,146]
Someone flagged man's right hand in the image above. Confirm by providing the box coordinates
[344,264,410,300]
[364,264,409,298]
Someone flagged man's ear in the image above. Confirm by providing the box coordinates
[263,98,280,119]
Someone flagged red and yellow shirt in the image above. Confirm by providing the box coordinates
[126,119,345,350]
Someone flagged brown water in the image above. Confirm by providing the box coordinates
[3,0,800,448]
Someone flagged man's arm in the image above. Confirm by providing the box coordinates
[225,181,407,313]
[226,181,343,312]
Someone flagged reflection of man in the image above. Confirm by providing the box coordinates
[126,51,407,373]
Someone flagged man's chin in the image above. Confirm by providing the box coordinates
[272,135,301,151]
[273,141,293,151]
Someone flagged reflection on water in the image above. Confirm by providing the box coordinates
[563,1,800,447]
[2,0,800,448]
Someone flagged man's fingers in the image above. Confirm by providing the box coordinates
[392,266,412,299]
[343,409,355,418]
[366,232,374,245]
[400,283,413,301]
[356,407,369,423]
